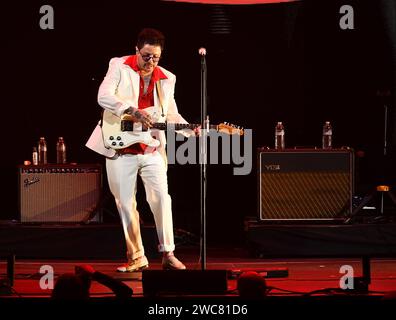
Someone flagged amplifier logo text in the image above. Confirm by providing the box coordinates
[24,177,40,187]
[264,164,281,171]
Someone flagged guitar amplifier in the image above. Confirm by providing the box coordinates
[258,149,354,221]
[18,164,102,223]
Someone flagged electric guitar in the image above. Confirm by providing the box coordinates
[102,108,244,149]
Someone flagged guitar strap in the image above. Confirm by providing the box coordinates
[155,80,168,167]
[155,80,165,118]
[99,110,104,127]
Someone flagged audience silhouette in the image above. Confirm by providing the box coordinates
[237,271,267,299]
[51,264,133,300]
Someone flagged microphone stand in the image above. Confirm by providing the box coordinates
[199,48,208,270]
[348,89,396,222]
[143,49,227,295]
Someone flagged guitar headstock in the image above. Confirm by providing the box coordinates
[217,122,244,136]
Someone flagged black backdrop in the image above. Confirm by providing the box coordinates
[3,0,396,244]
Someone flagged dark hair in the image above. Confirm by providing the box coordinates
[51,273,90,300]
[237,271,267,299]
[137,28,165,50]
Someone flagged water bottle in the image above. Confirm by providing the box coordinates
[32,147,38,165]
[56,137,67,164]
[275,121,285,150]
[38,137,47,164]
[322,121,332,149]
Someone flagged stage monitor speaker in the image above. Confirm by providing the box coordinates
[18,164,102,223]
[142,270,228,296]
[259,149,354,221]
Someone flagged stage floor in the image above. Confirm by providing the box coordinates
[2,221,396,316]
[2,246,396,298]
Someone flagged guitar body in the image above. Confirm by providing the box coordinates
[102,108,161,149]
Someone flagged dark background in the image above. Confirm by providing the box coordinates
[2,0,396,245]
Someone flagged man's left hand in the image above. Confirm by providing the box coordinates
[193,126,201,137]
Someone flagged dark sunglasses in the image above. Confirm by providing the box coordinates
[139,50,161,62]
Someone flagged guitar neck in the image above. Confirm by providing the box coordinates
[153,123,217,131]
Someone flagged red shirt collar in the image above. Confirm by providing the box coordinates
[124,55,168,81]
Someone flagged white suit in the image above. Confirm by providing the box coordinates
[86,56,188,260]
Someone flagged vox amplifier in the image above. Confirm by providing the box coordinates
[259,149,354,221]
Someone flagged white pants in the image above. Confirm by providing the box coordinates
[106,151,175,261]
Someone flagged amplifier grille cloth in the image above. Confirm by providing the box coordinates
[260,172,351,219]
[19,171,101,223]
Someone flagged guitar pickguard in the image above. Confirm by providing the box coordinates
[102,108,161,149]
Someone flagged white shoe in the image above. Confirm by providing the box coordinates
[117,256,149,272]
[162,255,186,270]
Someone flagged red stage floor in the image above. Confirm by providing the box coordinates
[2,246,396,298]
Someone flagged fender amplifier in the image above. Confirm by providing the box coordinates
[18,164,102,223]
[258,149,354,221]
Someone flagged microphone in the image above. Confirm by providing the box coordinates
[199,48,207,70]
[198,47,207,56]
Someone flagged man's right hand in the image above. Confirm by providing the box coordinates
[125,107,153,128]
